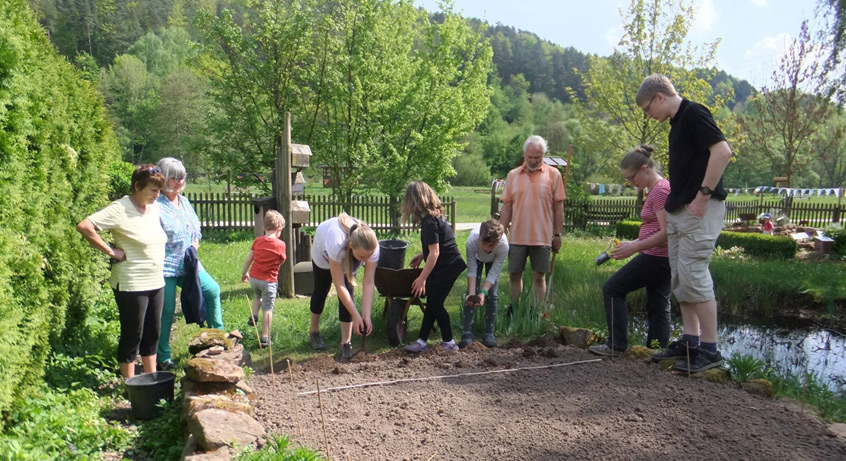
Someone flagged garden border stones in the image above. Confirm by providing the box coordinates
[181,329,267,460]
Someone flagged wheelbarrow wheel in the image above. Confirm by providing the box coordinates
[387,298,409,346]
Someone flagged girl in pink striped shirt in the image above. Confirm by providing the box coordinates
[589,145,672,356]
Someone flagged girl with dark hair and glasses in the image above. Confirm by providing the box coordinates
[77,164,167,379]
[588,145,672,358]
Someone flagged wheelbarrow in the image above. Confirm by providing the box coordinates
[374,266,426,346]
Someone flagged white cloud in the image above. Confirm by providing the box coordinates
[750,0,768,7]
[692,0,717,32]
[604,25,622,50]
[744,33,792,62]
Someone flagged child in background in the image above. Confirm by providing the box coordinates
[762,213,774,235]
[402,181,467,353]
[460,219,508,349]
[241,210,287,347]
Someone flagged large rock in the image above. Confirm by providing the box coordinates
[188,329,232,355]
[183,446,232,461]
[188,408,265,452]
[742,378,775,398]
[186,358,245,383]
[624,345,656,362]
[829,423,846,442]
[186,394,254,418]
[558,326,597,349]
[196,343,252,367]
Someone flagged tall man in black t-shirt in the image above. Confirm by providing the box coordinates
[636,74,733,373]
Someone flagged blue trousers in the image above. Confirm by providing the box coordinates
[158,271,223,362]
[602,253,671,351]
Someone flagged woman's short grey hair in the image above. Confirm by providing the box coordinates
[523,135,548,154]
[157,157,187,193]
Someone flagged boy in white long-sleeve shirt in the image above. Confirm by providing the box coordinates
[459,220,509,348]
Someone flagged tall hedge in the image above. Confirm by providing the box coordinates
[0,0,119,424]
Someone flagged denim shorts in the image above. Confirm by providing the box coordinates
[666,199,725,303]
[507,244,551,274]
[250,278,278,312]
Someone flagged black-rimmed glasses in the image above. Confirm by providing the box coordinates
[642,95,656,116]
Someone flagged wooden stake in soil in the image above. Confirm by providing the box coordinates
[246,295,263,349]
[268,332,276,390]
[287,359,302,436]
[317,377,331,459]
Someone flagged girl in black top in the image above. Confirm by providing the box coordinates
[401,181,467,352]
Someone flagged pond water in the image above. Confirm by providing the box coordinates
[631,318,846,392]
[719,323,846,392]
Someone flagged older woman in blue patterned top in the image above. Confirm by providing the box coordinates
[155,157,224,370]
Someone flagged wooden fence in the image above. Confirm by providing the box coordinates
[185,192,456,235]
[185,193,846,234]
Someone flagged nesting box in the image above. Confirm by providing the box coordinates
[293,261,313,296]
[291,200,310,224]
[292,171,305,195]
[291,144,312,168]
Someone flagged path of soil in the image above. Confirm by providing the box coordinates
[250,338,846,460]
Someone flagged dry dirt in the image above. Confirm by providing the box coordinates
[249,338,846,461]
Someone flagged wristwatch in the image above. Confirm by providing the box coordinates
[699,186,713,196]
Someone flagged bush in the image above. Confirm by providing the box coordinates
[615,220,642,240]
[824,227,846,257]
[717,231,796,259]
[0,0,120,424]
[613,223,797,259]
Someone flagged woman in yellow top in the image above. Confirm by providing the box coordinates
[77,164,167,379]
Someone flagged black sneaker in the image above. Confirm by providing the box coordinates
[673,349,724,373]
[482,334,498,348]
[341,343,354,361]
[260,336,270,347]
[310,331,327,350]
[651,339,694,362]
[247,315,258,327]
[588,344,624,357]
[157,359,177,371]
[458,333,474,349]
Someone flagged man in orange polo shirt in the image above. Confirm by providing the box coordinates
[499,135,565,311]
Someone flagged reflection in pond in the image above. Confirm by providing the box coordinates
[719,324,845,392]
[631,317,846,391]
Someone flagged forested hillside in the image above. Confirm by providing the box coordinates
[26,0,845,191]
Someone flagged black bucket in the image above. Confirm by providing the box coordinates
[125,371,176,419]
[378,239,408,269]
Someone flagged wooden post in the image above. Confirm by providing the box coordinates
[276,112,295,298]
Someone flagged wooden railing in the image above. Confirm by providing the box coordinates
[185,192,846,234]
[184,192,456,235]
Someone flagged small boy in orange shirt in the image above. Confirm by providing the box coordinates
[241,210,287,347]
[761,213,774,235]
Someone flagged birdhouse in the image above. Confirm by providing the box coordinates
[291,200,310,224]
[291,144,312,168]
[292,171,305,195]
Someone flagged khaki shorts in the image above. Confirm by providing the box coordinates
[666,199,725,303]
[507,244,551,274]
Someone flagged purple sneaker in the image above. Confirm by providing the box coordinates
[441,341,459,352]
[404,340,428,353]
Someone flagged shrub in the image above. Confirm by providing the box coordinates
[824,227,846,257]
[717,231,796,259]
[613,223,797,259]
[0,0,120,423]
[615,220,642,241]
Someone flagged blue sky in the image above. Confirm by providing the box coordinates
[416,0,823,89]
